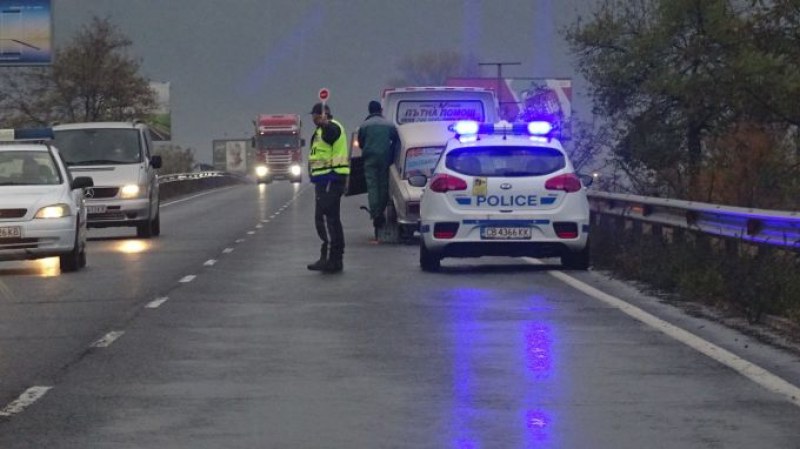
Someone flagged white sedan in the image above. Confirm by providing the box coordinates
[0,129,94,272]
[410,121,592,272]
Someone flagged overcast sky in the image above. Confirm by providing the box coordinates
[54,0,599,163]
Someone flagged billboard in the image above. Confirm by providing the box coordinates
[446,77,573,140]
[0,0,52,66]
[148,81,171,141]
[212,139,250,173]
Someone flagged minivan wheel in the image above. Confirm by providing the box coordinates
[136,218,154,238]
[420,240,441,272]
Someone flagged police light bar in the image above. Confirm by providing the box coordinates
[449,120,554,139]
[0,128,54,142]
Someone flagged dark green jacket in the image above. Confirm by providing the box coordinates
[357,114,400,167]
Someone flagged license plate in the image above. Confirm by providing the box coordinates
[87,205,107,214]
[481,227,532,240]
[0,226,22,238]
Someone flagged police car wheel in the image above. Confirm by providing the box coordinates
[561,244,590,270]
[420,241,441,272]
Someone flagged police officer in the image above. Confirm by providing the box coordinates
[358,100,400,240]
[306,102,350,273]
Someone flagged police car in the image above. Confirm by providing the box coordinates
[409,120,591,272]
[0,128,94,272]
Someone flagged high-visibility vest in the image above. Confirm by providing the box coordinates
[309,119,350,179]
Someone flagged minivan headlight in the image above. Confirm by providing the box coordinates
[35,204,70,219]
[120,184,141,198]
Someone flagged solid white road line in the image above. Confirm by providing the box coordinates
[161,186,238,208]
[179,275,196,283]
[203,259,217,267]
[91,331,125,348]
[527,258,800,408]
[146,297,169,309]
[0,386,53,417]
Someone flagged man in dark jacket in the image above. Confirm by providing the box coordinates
[357,100,401,239]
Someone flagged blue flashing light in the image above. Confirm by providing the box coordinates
[458,135,478,143]
[452,120,480,136]
[0,128,54,142]
[527,121,553,136]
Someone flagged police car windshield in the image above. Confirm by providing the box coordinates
[0,150,62,186]
[446,146,565,177]
[53,129,141,165]
[257,134,299,149]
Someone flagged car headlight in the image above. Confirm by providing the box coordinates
[35,204,70,219]
[120,184,141,199]
[255,166,269,177]
[290,164,301,176]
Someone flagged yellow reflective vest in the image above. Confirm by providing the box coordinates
[309,119,350,180]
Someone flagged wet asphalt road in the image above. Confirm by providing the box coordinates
[0,182,799,448]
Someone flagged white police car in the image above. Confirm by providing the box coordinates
[409,121,591,272]
[0,128,94,272]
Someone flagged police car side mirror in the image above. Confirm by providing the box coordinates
[71,176,93,190]
[408,175,427,188]
[578,174,594,187]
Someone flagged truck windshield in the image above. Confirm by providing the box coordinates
[53,129,142,165]
[257,134,299,149]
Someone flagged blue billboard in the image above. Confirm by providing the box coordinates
[0,0,52,65]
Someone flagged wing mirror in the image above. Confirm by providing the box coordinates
[578,173,594,187]
[71,176,93,190]
[150,155,163,169]
[408,175,428,188]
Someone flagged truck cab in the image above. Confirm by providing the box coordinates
[252,114,304,183]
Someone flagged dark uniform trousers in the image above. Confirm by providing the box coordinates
[314,175,347,261]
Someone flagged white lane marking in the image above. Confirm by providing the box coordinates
[92,331,125,348]
[179,275,196,283]
[261,219,269,223]
[146,297,169,308]
[203,259,217,267]
[222,248,234,254]
[235,239,245,243]
[255,224,263,229]
[161,186,238,208]
[0,386,53,417]
[528,259,800,408]
[247,231,255,235]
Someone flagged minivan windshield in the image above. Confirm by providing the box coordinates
[53,129,142,166]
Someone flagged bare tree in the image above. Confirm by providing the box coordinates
[388,50,480,87]
[0,16,155,126]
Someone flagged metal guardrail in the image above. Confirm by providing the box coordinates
[157,171,228,184]
[587,191,800,249]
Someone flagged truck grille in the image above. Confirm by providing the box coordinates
[266,154,292,164]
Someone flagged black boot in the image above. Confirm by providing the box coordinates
[322,254,343,273]
[307,245,328,271]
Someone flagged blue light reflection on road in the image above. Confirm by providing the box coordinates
[522,321,558,447]
[450,288,484,449]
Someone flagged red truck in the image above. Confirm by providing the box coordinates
[251,114,304,183]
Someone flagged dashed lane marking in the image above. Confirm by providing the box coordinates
[179,275,196,283]
[222,248,234,254]
[0,386,53,417]
[203,259,217,267]
[146,297,169,308]
[91,331,125,348]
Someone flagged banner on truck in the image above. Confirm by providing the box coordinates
[0,0,52,66]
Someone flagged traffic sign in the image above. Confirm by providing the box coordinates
[318,88,330,101]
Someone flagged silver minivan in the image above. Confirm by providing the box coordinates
[52,122,163,238]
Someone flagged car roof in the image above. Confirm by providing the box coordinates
[445,134,565,152]
[52,122,147,131]
[0,143,52,152]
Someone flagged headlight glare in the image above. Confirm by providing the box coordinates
[290,165,302,176]
[35,204,69,219]
[120,185,141,198]
[256,166,268,177]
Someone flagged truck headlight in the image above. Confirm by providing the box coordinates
[256,166,269,177]
[120,184,141,199]
[35,204,70,219]
[290,164,301,176]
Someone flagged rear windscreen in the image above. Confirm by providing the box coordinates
[403,146,444,179]
[396,100,485,124]
[446,146,566,177]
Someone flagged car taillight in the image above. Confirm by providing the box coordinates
[429,174,468,193]
[545,174,582,193]
[553,222,579,239]
[433,222,459,239]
